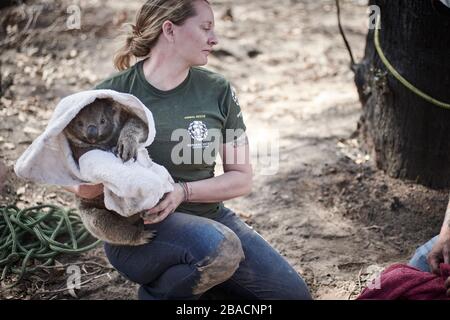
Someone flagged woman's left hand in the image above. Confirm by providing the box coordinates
[142,183,185,224]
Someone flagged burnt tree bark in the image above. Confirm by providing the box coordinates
[355,0,450,189]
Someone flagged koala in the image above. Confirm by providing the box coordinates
[64,98,155,246]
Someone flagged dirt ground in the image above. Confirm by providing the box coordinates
[0,0,448,300]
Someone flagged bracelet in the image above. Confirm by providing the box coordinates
[186,182,192,201]
[179,182,189,203]
[179,182,186,202]
[179,182,192,203]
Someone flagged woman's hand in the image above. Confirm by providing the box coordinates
[142,183,185,224]
[64,184,104,199]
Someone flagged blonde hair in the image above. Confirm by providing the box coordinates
[114,0,201,71]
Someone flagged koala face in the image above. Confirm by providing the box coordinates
[65,98,118,145]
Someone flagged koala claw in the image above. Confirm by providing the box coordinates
[111,146,118,156]
[134,229,156,245]
[116,136,138,163]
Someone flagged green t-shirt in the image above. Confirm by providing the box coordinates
[95,60,246,219]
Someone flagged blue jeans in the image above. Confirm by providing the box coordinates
[408,235,439,272]
[104,207,312,300]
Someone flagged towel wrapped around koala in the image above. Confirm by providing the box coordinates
[14,89,174,217]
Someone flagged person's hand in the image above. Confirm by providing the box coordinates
[427,232,450,275]
[142,184,185,225]
[64,184,104,199]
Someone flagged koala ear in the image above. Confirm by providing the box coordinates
[99,98,115,115]
[112,100,128,116]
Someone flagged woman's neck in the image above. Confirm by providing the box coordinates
[142,54,190,91]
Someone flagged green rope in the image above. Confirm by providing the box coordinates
[0,205,101,288]
[374,15,450,110]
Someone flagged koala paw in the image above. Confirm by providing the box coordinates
[133,229,156,246]
[116,136,138,163]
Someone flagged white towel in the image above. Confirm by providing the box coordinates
[14,89,174,217]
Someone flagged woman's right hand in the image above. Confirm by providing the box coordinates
[427,231,450,275]
[64,184,104,199]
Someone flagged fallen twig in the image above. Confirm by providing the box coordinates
[32,272,111,297]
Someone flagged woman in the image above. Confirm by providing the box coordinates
[69,0,311,300]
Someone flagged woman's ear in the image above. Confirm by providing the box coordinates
[161,20,175,43]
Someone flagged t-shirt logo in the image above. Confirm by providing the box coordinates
[188,120,208,141]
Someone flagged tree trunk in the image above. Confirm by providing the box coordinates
[355,0,450,189]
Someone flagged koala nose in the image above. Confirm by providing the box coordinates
[86,125,98,141]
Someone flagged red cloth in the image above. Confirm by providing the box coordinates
[357,263,450,300]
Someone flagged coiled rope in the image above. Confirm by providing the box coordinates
[335,0,450,110]
[374,15,450,110]
[0,205,101,288]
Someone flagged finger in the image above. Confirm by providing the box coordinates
[160,207,173,218]
[154,207,173,222]
[428,253,441,275]
[141,210,162,222]
[147,197,171,215]
[146,192,173,214]
[143,208,172,224]
[142,210,162,223]
[143,214,161,224]
[146,206,161,215]
[443,244,450,265]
